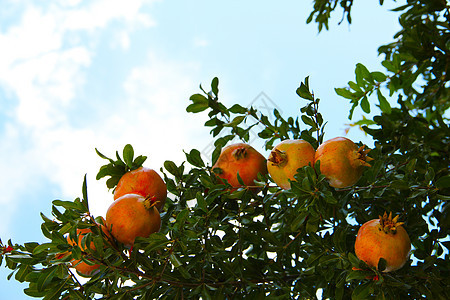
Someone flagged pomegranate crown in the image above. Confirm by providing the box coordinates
[232,147,248,160]
[143,195,158,210]
[267,148,288,167]
[356,145,374,167]
[378,212,405,234]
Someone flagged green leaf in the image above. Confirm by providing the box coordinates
[185,149,205,168]
[390,180,409,190]
[196,192,207,213]
[164,160,179,177]
[187,103,208,113]
[425,167,435,182]
[15,264,32,282]
[335,87,354,99]
[377,89,391,114]
[436,175,450,189]
[301,115,316,128]
[371,71,387,82]
[24,285,47,298]
[123,144,134,168]
[290,212,308,231]
[352,282,374,300]
[43,281,66,300]
[170,254,182,268]
[229,104,247,114]
[381,60,396,72]
[52,200,84,212]
[296,78,314,100]
[355,63,373,85]
[81,174,89,211]
[133,155,147,168]
[96,164,126,180]
[36,266,58,292]
[346,270,372,281]
[348,81,362,92]
[95,148,114,163]
[211,77,219,96]
[377,258,387,272]
[32,243,56,255]
[348,252,360,266]
[143,233,169,253]
[360,96,370,113]
[187,94,209,113]
[224,115,246,127]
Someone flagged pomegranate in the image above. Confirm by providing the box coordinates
[212,143,268,189]
[314,137,373,188]
[106,193,161,247]
[114,167,167,212]
[355,212,411,272]
[66,221,110,276]
[267,139,315,190]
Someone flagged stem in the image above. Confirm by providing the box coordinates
[311,91,321,143]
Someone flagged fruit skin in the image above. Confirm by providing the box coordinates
[212,143,268,189]
[114,166,167,212]
[106,193,161,247]
[267,139,315,190]
[70,259,101,277]
[355,213,411,272]
[66,221,110,277]
[314,137,373,188]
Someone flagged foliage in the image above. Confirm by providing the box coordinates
[1,1,449,299]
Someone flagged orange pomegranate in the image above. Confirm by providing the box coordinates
[212,143,268,189]
[66,220,110,276]
[314,137,373,188]
[267,139,315,190]
[114,166,167,212]
[106,193,161,247]
[355,212,411,272]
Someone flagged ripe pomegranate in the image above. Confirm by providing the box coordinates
[106,193,161,247]
[314,137,373,188]
[114,166,167,212]
[212,143,268,189]
[354,212,411,272]
[267,139,315,190]
[66,220,110,276]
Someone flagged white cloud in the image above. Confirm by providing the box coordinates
[61,0,156,31]
[0,0,170,237]
[0,0,219,239]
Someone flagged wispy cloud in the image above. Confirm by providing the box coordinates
[0,0,210,238]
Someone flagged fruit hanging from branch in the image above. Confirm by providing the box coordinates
[66,220,110,277]
[114,166,167,212]
[212,143,268,189]
[267,139,315,190]
[354,212,411,272]
[106,193,161,247]
[314,136,373,188]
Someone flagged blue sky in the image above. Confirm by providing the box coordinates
[0,0,401,298]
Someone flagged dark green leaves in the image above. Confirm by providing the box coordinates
[187,94,209,113]
[296,77,326,145]
[96,144,147,190]
[296,77,314,100]
[335,63,393,119]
